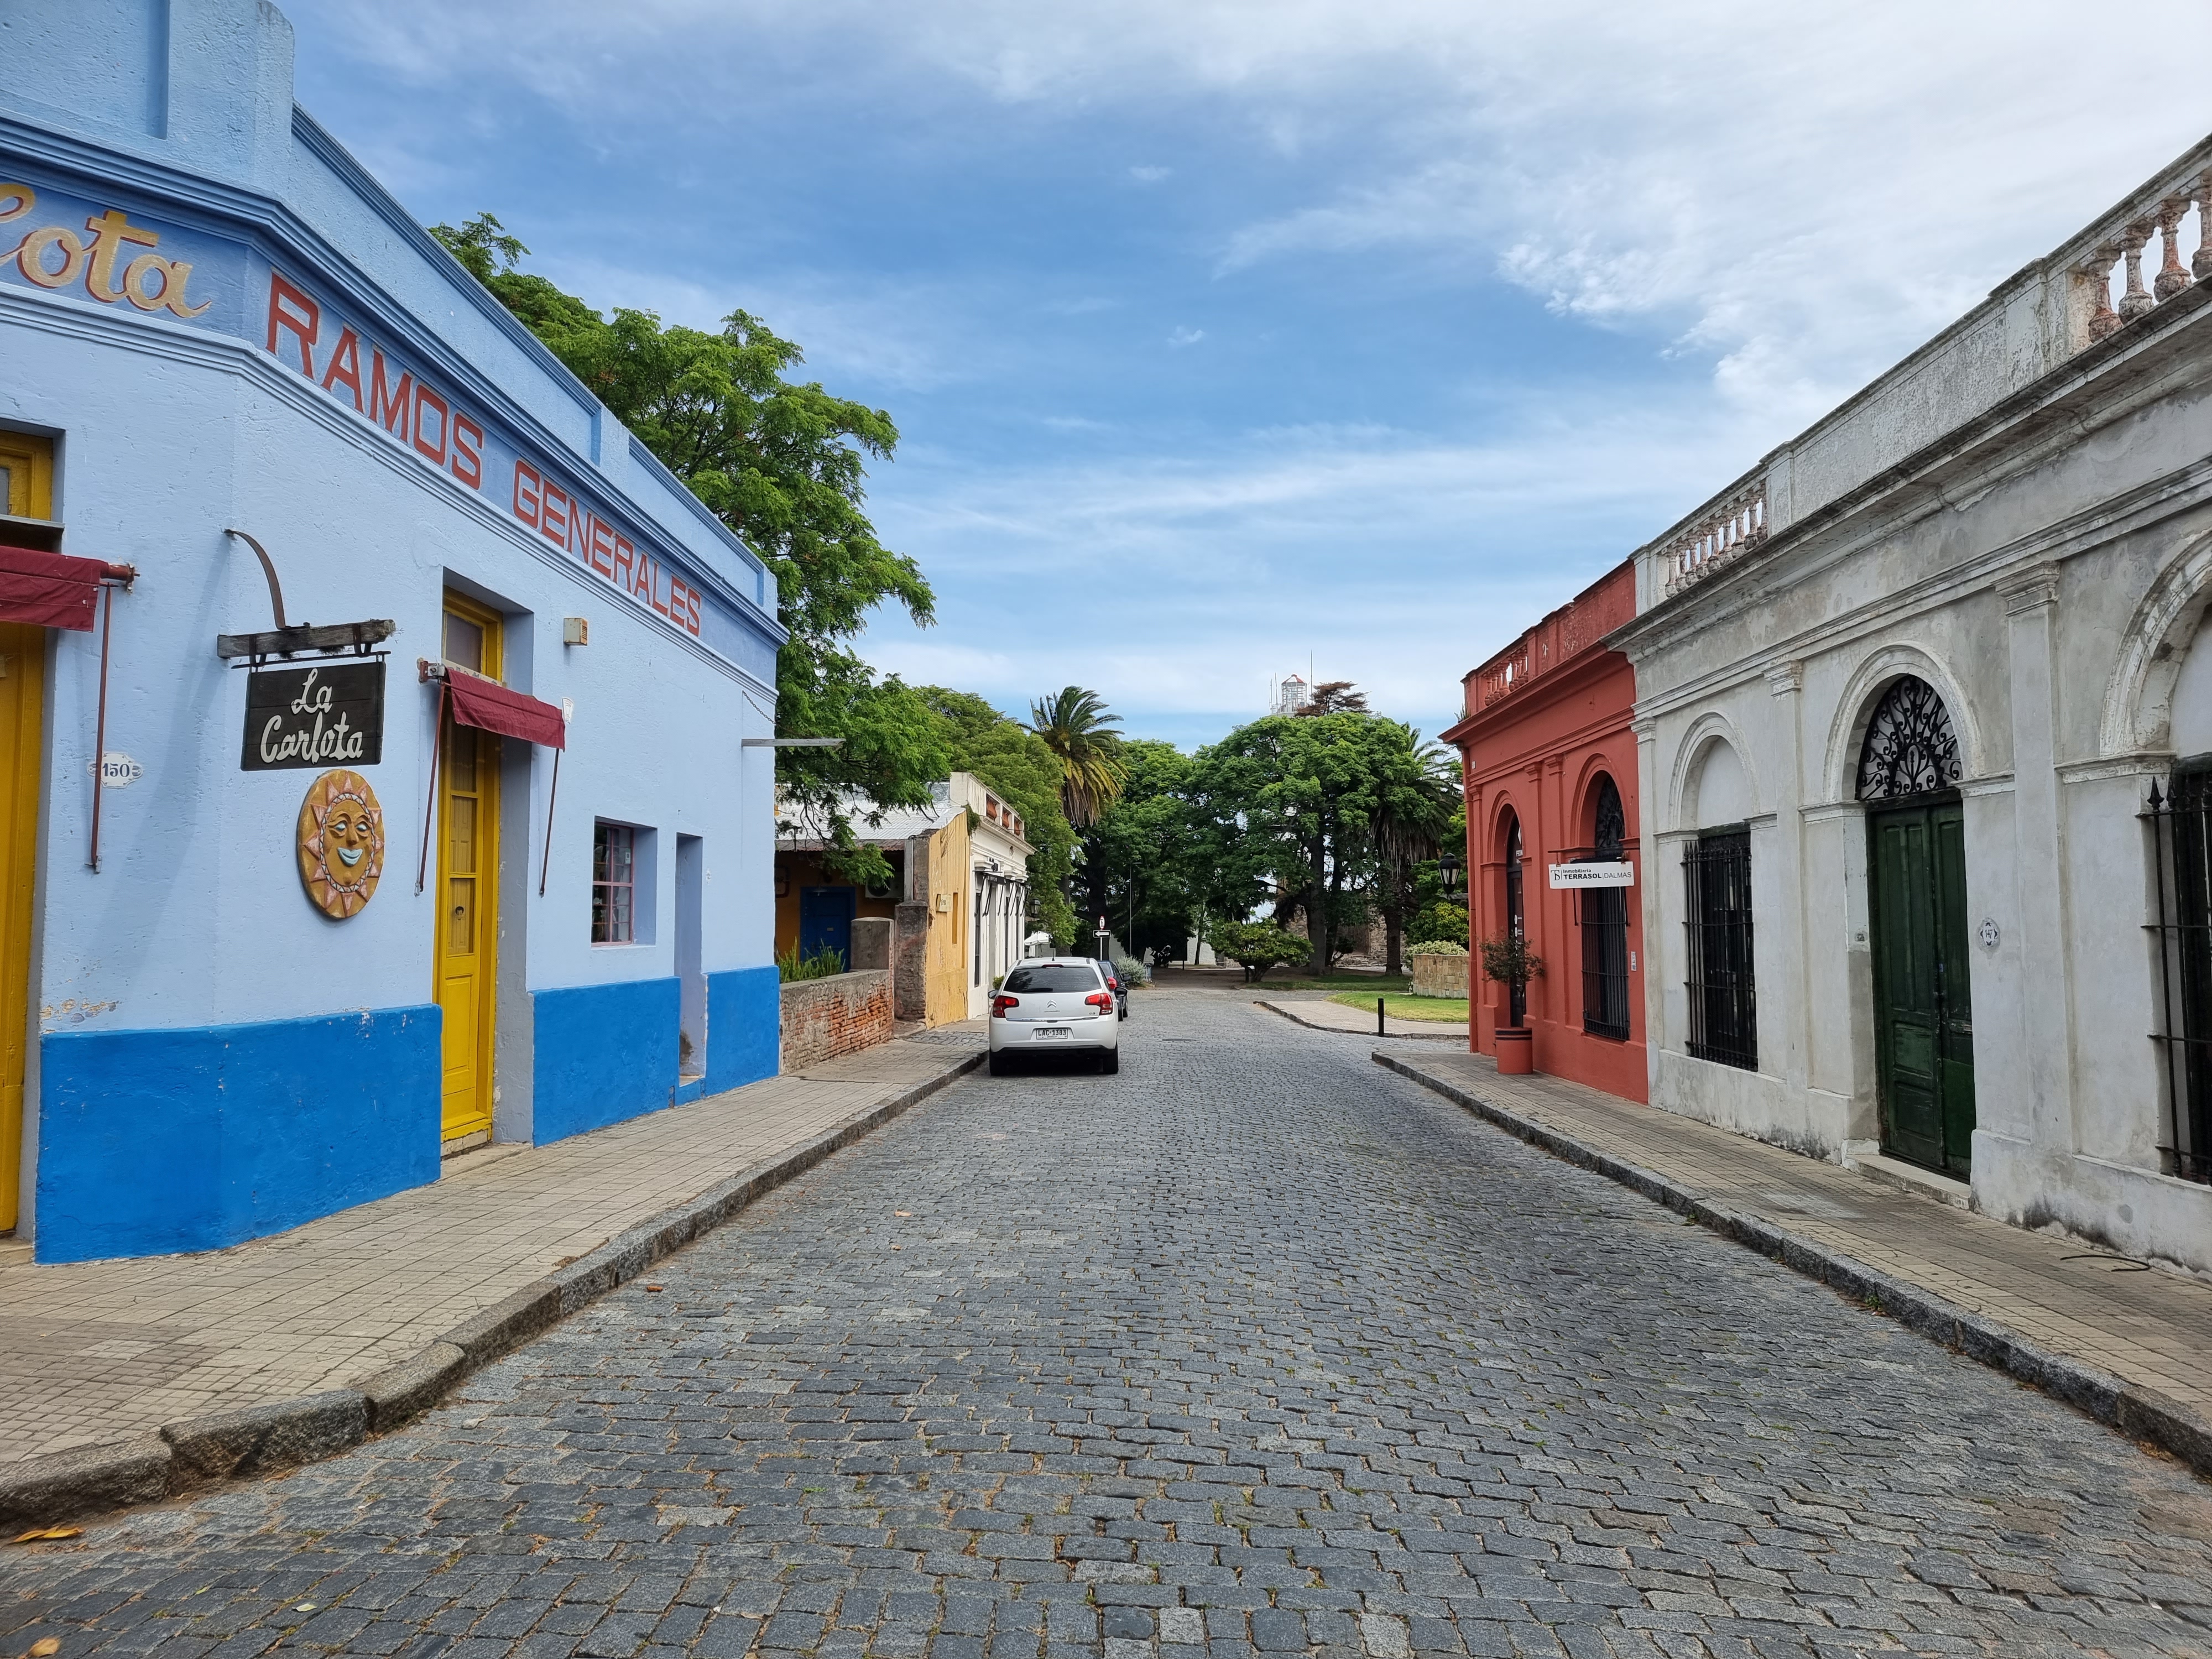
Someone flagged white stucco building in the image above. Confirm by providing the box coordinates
[1615,134,2212,1277]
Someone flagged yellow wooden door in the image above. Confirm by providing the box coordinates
[435,596,501,1145]
[0,434,53,1232]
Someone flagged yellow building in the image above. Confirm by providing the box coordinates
[775,774,1033,1025]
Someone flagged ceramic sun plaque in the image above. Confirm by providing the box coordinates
[297,768,384,919]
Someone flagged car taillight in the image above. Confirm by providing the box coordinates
[1085,992,1112,1010]
[992,995,1018,1018]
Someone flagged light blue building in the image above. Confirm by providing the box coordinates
[0,0,785,1262]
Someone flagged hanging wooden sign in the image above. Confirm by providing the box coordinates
[298,769,385,919]
[242,661,384,770]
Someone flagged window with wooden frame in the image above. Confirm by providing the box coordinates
[0,431,56,528]
[593,821,637,943]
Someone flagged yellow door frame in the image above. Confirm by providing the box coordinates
[435,592,502,1146]
[0,432,53,1232]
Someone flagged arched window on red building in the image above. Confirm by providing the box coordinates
[1580,775,1631,1039]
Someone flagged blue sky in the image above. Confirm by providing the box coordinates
[284,1,2212,749]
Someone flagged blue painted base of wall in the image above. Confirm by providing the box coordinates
[529,969,779,1142]
[705,965,780,1093]
[36,1005,442,1264]
[531,977,680,1144]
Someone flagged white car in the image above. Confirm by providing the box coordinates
[989,957,1121,1075]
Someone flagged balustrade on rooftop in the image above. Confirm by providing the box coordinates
[1465,561,1635,717]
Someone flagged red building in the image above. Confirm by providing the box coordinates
[1441,560,1646,1102]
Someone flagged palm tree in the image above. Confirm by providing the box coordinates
[1370,731,1460,974]
[1028,686,1128,829]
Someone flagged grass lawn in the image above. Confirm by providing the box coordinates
[1259,974,1412,993]
[1328,991,1469,1024]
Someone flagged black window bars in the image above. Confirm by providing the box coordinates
[2143,769,2212,1184]
[1684,827,1757,1071]
[1578,775,1631,1040]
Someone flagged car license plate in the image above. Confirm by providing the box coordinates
[1033,1026,1070,1041]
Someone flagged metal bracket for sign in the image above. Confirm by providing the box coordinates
[217,624,393,669]
[217,529,395,667]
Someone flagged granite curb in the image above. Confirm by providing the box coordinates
[1374,1048,2212,1482]
[0,1046,984,1529]
[1255,998,1460,1041]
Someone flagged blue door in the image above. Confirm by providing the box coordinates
[797,885,855,967]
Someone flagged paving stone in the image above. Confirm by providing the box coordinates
[7,999,2212,1658]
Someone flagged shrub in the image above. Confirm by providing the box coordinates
[1475,933,1543,989]
[1207,920,1310,983]
[1406,899,1469,948]
[776,943,847,983]
[1112,954,1151,988]
[1405,940,1468,957]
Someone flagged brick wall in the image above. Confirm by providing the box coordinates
[780,970,894,1072]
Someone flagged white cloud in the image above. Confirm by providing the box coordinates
[290,0,2212,743]
[1129,165,1172,183]
[859,390,1760,738]
[1166,326,1206,348]
[305,0,2212,434]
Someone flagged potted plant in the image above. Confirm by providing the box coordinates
[1477,933,1543,1074]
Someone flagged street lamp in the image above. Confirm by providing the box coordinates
[1438,851,1462,895]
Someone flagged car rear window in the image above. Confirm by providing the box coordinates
[1003,965,1101,993]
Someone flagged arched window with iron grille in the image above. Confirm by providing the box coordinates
[1579,775,1631,1040]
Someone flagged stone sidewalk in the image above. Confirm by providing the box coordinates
[0,1025,985,1479]
[1379,1046,2212,1476]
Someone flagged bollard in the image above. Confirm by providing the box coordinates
[1377,997,1385,1036]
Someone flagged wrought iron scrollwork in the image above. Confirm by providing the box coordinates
[1855,676,1961,800]
[1593,775,1625,859]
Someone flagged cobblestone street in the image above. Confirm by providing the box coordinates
[7,994,2212,1659]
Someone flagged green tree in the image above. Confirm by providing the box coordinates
[1079,739,1200,962]
[1188,712,1441,976]
[1027,687,1128,828]
[917,688,1078,950]
[427,213,945,858]
[1368,735,1460,973]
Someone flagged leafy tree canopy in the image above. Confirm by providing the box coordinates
[918,687,1078,950]
[1027,686,1127,829]
[1078,739,1203,961]
[427,212,942,843]
[1188,711,1448,973]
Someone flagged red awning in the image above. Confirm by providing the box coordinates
[447,672,566,749]
[0,545,110,631]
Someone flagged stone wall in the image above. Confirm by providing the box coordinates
[1410,952,1469,999]
[779,971,893,1072]
[892,901,930,1022]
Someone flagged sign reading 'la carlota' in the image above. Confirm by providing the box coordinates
[242,662,385,771]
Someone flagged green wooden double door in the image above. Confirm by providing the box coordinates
[1868,796,1976,1177]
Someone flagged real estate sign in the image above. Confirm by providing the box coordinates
[1548,861,1634,889]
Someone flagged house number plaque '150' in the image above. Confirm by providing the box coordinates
[241,661,385,770]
